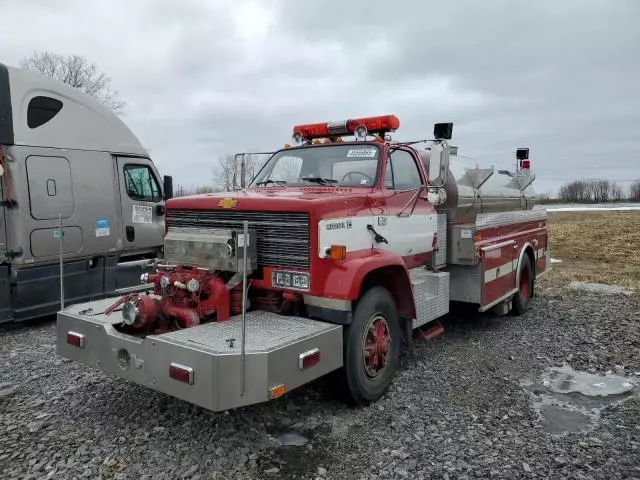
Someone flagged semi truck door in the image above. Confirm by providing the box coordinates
[116,157,164,251]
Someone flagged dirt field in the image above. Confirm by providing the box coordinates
[539,211,640,292]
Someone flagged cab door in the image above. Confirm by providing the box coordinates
[116,157,165,251]
[373,147,438,267]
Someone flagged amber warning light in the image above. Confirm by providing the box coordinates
[292,115,400,142]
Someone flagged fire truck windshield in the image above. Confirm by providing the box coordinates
[251,144,380,188]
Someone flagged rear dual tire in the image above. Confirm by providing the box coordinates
[512,254,533,315]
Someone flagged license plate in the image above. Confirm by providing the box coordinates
[272,271,309,291]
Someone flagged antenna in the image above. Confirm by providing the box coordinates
[58,213,64,310]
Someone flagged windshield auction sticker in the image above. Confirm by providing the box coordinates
[346,148,377,158]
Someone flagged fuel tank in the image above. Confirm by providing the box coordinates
[418,149,536,224]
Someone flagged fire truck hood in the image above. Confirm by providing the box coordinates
[166,187,372,217]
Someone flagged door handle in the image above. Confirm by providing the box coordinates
[126,226,135,242]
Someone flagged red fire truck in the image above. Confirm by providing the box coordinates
[57,116,548,411]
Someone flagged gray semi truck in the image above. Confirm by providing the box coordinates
[0,63,171,322]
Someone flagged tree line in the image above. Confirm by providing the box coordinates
[557,179,640,203]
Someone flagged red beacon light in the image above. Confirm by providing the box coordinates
[516,148,531,171]
[292,115,400,143]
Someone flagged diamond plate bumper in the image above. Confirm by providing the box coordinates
[56,299,343,411]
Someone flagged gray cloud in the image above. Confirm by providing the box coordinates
[1,0,639,194]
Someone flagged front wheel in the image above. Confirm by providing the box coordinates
[512,254,534,315]
[341,287,400,405]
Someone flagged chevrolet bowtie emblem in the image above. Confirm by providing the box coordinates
[218,198,237,209]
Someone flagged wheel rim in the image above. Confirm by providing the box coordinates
[362,314,391,378]
[519,268,530,301]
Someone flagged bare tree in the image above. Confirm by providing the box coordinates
[20,51,125,114]
[212,154,266,191]
[610,182,624,202]
[630,180,640,202]
[558,179,628,203]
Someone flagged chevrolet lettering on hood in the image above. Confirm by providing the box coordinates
[218,198,237,209]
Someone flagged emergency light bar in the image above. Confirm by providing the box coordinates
[292,115,400,142]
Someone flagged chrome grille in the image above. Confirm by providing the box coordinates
[166,210,310,270]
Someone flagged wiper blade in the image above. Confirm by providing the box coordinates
[255,180,287,186]
[301,177,338,185]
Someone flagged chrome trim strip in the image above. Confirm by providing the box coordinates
[303,295,352,311]
[480,240,515,252]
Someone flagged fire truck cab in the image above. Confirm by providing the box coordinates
[57,115,549,411]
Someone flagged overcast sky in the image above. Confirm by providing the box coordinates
[1,0,639,195]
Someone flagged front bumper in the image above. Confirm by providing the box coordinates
[57,298,343,411]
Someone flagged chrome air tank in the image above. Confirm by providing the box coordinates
[417,149,536,224]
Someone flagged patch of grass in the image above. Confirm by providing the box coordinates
[539,211,640,291]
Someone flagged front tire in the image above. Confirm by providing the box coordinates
[342,287,400,405]
[512,254,533,315]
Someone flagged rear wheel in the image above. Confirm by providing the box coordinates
[341,287,400,405]
[512,254,533,315]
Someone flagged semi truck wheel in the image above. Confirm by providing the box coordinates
[512,254,533,315]
[342,287,400,405]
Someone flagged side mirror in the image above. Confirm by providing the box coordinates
[428,141,449,188]
[163,175,174,200]
[234,153,247,188]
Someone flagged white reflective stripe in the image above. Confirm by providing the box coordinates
[536,248,545,260]
[484,261,515,283]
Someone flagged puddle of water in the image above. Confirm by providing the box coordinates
[256,425,334,478]
[522,364,638,434]
[539,404,592,434]
[275,431,309,446]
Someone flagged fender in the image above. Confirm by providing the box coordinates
[515,241,535,288]
[317,248,407,299]
[310,248,417,322]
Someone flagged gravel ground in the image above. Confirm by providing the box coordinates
[1,288,640,480]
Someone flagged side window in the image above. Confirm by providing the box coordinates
[385,150,422,189]
[123,165,161,202]
[27,96,63,129]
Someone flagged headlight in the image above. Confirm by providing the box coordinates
[140,272,149,284]
[160,276,170,290]
[122,301,139,326]
[272,270,310,291]
[186,279,200,293]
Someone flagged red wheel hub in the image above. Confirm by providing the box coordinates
[363,316,390,378]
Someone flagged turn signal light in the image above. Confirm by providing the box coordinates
[169,362,194,385]
[328,245,347,261]
[270,384,286,398]
[299,348,321,370]
[66,331,85,348]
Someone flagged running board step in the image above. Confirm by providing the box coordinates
[414,320,444,341]
[409,269,450,329]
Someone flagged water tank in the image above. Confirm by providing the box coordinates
[418,149,536,224]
